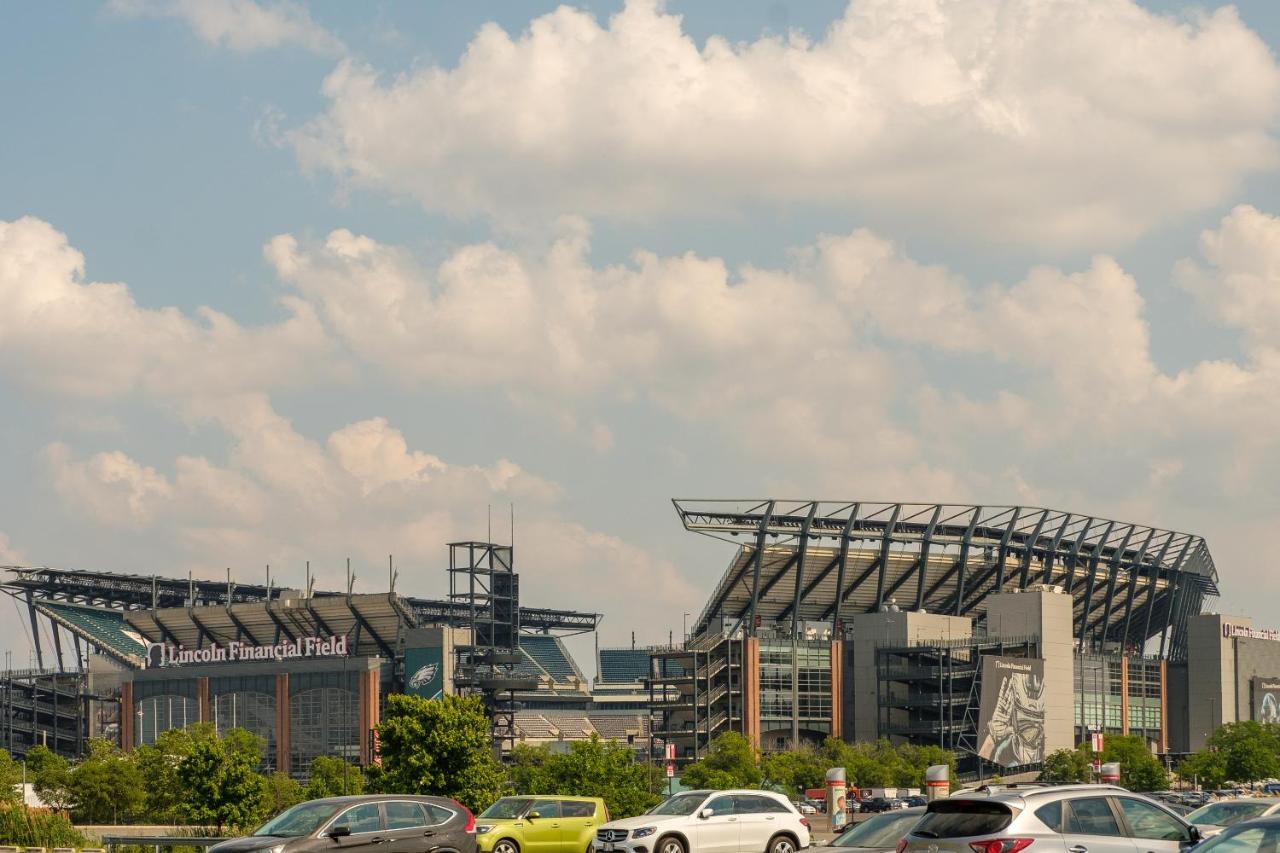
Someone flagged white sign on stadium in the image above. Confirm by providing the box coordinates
[145,635,349,668]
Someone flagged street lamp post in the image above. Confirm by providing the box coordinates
[683,613,690,643]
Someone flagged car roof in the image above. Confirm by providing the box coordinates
[951,784,1132,803]
[304,795,453,805]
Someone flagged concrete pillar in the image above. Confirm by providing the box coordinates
[830,640,843,740]
[743,637,760,748]
[120,681,134,752]
[986,588,1074,754]
[276,673,289,774]
[197,677,211,724]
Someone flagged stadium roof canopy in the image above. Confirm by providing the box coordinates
[676,499,1218,662]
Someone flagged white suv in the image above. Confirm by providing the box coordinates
[595,790,810,853]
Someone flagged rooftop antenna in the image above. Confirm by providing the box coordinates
[511,503,515,548]
[346,557,355,598]
[188,571,194,607]
[488,504,492,543]
[266,564,272,600]
[305,561,313,599]
[388,555,398,594]
[226,568,236,609]
[151,575,158,610]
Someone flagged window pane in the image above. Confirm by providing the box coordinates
[1036,802,1062,832]
[427,804,454,825]
[337,803,382,834]
[1117,799,1186,842]
[1066,798,1122,837]
[561,801,596,818]
[705,797,736,816]
[530,800,561,818]
[385,802,427,830]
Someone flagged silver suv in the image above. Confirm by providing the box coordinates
[900,785,1202,853]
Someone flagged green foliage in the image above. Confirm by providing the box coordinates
[176,732,268,833]
[306,756,366,800]
[69,739,146,823]
[133,724,222,824]
[1210,721,1280,783]
[1088,735,1168,792]
[820,738,955,790]
[761,746,826,795]
[1178,749,1227,790]
[1040,748,1092,784]
[508,734,659,818]
[0,804,87,848]
[681,732,763,790]
[26,745,73,812]
[0,751,23,806]
[263,772,305,817]
[368,694,506,812]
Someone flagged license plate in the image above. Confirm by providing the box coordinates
[604,844,614,852]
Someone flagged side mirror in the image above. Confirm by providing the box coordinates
[527,811,541,821]
[699,809,715,820]
[328,826,352,839]
[1186,826,1202,846]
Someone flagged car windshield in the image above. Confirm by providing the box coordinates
[835,812,923,848]
[480,798,534,820]
[651,794,708,816]
[254,802,340,837]
[1193,823,1280,853]
[1189,803,1274,827]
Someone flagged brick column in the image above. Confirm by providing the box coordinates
[120,681,135,752]
[1160,660,1169,752]
[197,677,211,724]
[742,637,760,748]
[276,673,290,774]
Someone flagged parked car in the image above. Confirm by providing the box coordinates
[796,803,818,815]
[888,800,909,811]
[810,807,925,853]
[861,798,895,814]
[1186,799,1280,837]
[902,797,927,809]
[1190,815,1280,852]
[210,795,477,853]
[901,784,1201,853]
[477,797,608,853]
[594,789,810,853]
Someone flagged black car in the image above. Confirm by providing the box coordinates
[860,797,894,814]
[211,795,477,853]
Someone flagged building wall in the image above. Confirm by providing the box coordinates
[847,611,972,743]
[1186,614,1243,751]
[985,588,1074,755]
[1233,638,1280,722]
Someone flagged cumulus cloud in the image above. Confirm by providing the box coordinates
[0,533,23,564]
[1176,204,1280,349]
[0,216,334,400]
[290,0,1280,247]
[109,0,345,56]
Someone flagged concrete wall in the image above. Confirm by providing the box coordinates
[985,588,1074,755]
[1234,638,1280,721]
[1186,613,1243,751]
[846,610,972,743]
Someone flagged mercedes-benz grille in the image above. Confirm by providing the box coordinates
[597,830,629,843]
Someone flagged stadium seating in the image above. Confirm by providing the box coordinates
[518,635,582,684]
[38,602,147,663]
[597,648,650,684]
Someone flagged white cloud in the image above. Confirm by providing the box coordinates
[1176,204,1280,349]
[290,0,1280,247]
[0,216,335,400]
[109,0,345,57]
[0,533,23,564]
[46,443,174,529]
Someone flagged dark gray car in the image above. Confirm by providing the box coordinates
[812,808,926,853]
[211,795,477,853]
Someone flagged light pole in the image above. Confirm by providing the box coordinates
[683,613,691,642]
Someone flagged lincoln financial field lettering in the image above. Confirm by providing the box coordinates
[145,635,349,668]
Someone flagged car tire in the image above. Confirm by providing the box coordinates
[767,834,798,853]
[494,840,521,853]
[656,836,686,853]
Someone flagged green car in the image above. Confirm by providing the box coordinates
[477,797,610,853]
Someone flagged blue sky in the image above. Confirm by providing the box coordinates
[4,0,1280,668]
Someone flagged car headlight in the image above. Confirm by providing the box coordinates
[476,826,494,834]
[268,845,284,853]
[632,828,657,839]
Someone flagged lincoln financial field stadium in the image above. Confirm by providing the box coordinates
[1,500,1277,779]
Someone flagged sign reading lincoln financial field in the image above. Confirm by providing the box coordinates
[146,635,349,668]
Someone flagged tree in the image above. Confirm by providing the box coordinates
[368,694,506,812]
[761,746,826,796]
[1040,748,1092,784]
[68,739,145,824]
[177,732,268,833]
[1098,735,1168,792]
[26,745,72,812]
[1179,750,1227,791]
[1208,722,1280,784]
[306,756,365,799]
[681,732,763,790]
[134,723,222,824]
[0,750,23,806]
[508,735,659,818]
[263,772,304,816]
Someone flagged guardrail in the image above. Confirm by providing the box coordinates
[99,836,228,852]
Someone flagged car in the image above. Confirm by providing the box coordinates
[210,795,477,853]
[810,807,925,853]
[902,797,927,809]
[901,784,1202,853]
[861,798,895,815]
[797,803,818,815]
[888,800,909,811]
[594,789,811,853]
[476,796,609,853]
[1189,814,1280,852]
[1185,799,1280,837]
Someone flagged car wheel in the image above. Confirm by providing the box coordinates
[768,835,797,853]
[657,836,686,853]
[494,840,521,853]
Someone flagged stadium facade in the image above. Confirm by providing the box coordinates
[652,499,1249,773]
[0,497,1274,778]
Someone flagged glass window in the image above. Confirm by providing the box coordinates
[288,685,358,775]
[135,694,199,746]
[1197,826,1280,853]
[335,803,383,834]
[529,800,561,819]
[1066,798,1122,837]
[561,801,596,818]
[704,796,736,817]
[427,804,455,825]
[732,796,778,814]
[650,794,705,816]
[385,801,428,830]
[1189,802,1272,828]
[1036,802,1062,832]
[480,798,532,819]
[836,812,924,848]
[1116,799,1188,842]
[914,801,1013,838]
[255,801,340,837]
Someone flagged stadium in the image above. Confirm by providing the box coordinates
[0,497,1274,779]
